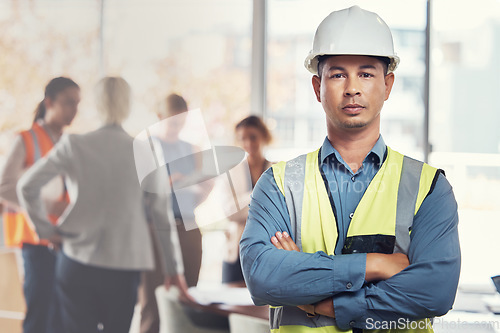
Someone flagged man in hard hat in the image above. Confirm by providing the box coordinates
[240,5,460,333]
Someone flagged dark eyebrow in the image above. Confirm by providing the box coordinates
[327,66,345,72]
[327,64,377,72]
[359,64,377,70]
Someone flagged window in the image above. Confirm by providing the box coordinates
[430,0,500,287]
[0,0,100,154]
[103,0,252,140]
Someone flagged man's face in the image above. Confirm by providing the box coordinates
[312,55,394,131]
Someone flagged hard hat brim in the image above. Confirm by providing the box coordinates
[305,53,400,75]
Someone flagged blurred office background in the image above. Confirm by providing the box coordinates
[1,0,500,332]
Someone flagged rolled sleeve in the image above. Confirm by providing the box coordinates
[332,253,366,292]
[333,288,368,330]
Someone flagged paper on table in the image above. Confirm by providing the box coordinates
[482,294,500,314]
[188,287,254,306]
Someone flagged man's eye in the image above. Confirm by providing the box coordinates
[330,74,344,79]
[361,73,374,78]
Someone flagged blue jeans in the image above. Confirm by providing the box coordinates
[21,243,63,333]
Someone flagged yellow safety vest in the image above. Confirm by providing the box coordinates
[269,146,441,333]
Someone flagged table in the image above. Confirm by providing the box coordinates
[185,283,269,320]
[189,302,269,320]
[179,286,269,330]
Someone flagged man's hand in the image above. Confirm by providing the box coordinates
[365,253,410,282]
[313,298,335,318]
[164,274,196,304]
[271,231,299,252]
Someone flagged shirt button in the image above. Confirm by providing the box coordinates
[349,320,356,327]
[349,212,354,219]
[351,176,355,182]
[346,282,353,289]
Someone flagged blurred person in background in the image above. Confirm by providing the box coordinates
[221,115,273,285]
[0,76,80,333]
[17,77,189,333]
[138,93,213,333]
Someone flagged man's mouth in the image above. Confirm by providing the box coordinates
[342,103,365,114]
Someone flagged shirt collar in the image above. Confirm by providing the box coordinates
[320,134,387,167]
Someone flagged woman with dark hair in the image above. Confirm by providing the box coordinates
[0,77,80,333]
[222,115,273,284]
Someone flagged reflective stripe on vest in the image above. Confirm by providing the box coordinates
[269,146,440,333]
[3,123,62,247]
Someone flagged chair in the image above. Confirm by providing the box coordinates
[155,286,229,333]
[492,275,500,294]
[229,313,269,333]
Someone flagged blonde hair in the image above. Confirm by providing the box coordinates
[94,77,131,125]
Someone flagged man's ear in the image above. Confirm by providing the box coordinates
[312,75,321,102]
[384,72,395,101]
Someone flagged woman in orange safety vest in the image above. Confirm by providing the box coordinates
[0,77,80,333]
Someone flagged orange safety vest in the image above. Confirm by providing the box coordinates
[3,123,69,247]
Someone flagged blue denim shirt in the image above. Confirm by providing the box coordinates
[240,135,461,330]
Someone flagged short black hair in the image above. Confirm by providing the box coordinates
[166,93,188,114]
[317,55,390,77]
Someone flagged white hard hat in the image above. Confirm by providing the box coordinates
[304,5,400,75]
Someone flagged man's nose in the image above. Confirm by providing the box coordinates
[344,78,361,96]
